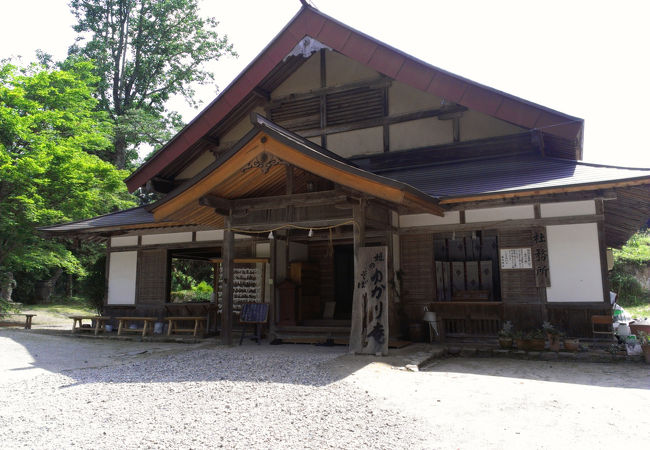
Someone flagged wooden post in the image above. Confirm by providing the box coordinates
[221,215,235,345]
[349,200,366,353]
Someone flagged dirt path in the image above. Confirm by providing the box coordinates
[336,357,650,449]
[2,330,649,449]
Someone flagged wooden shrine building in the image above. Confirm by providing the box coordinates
[43,5,650,350]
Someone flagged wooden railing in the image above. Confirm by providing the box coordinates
[427,301,504,339]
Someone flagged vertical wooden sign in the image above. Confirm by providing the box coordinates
[350,246,389,355]
[531,227,551,287]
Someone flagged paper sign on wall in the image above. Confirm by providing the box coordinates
[500,248,533,269]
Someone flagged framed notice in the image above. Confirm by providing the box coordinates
[500,248,532,269]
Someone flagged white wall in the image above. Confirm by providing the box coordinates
[141,232,193,245]
[326,127,383,157]
[255,242,271,258]
[546,223,604,302]
[111,236,138,247]
[465,205,534,223]
[540,200,596,218]
[107,251,138,305]
[196,230,224,241]
[399,211,460,228]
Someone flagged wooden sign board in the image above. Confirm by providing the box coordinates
[239,303,269,323]
[350,246,389,355]
[500,248,533,269]
[531,227,551,287]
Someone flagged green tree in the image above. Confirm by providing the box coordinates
[0,60,135,300]
[69,0,236,169]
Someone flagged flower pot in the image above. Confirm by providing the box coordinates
[548,335,561,352]
[563,339,579,352]
[516,338,532,351]
[498,337,513,349]
[530,338,546,351]
[630,323,650,337]
[642,345,650,364]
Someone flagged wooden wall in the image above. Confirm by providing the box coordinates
[399,226,609,338]
[399,233,434,322]
[308,243,334,306]
[136,249,169,305]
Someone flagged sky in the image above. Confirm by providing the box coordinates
[1,0,649,167]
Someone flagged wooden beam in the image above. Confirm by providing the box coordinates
[298,105,468,139]
[198,195,232,216]
[269,76,392,105]
[201,135,220,148]
[349,200,366,354]
[221,215,234,346]
[251,87,270,101]
[237,190,349,211]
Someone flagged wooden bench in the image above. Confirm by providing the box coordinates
[165,316,207,337]
[69,315,111,335]
[115,317,157,337]
[0,313,36,329]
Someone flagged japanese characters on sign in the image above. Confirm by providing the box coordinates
[499,248,533,269]
[531,227,551,287]
[353,246,389,355]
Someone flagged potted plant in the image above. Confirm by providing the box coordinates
[563,337,580,352]
[530,328,546,351]
[542,322,562,352]
[498,321,514,349]
[639,331,650,364]
[514,330,531,351]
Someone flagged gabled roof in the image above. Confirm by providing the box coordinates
[125,4,584,192]
[150,114,444,223]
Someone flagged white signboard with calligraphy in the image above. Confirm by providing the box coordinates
[499,248,533,269]
[350,246,389,356]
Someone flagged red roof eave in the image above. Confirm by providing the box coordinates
[125,5,584,192]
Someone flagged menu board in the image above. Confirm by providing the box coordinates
[500,248,532,269]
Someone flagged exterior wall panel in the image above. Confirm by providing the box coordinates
[546,223,604,302]
[107,251,138,305]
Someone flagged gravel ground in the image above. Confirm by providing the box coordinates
[0,331,429,449]
[2,330,650,449]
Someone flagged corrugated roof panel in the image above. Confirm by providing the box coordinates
[378,155,650,199]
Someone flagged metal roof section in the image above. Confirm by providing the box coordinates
[377,155,650,200]
[39,206,155,233]
[125,4,584,192]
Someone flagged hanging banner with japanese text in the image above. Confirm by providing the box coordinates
[350,246,389,355]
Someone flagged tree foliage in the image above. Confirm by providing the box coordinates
[0,60,135,281]
[68,0,236,169]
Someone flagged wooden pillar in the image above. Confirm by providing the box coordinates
[269,237,277,338]
[221,215,234,345]
[349,200,366,353]
[595,199,610,303]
